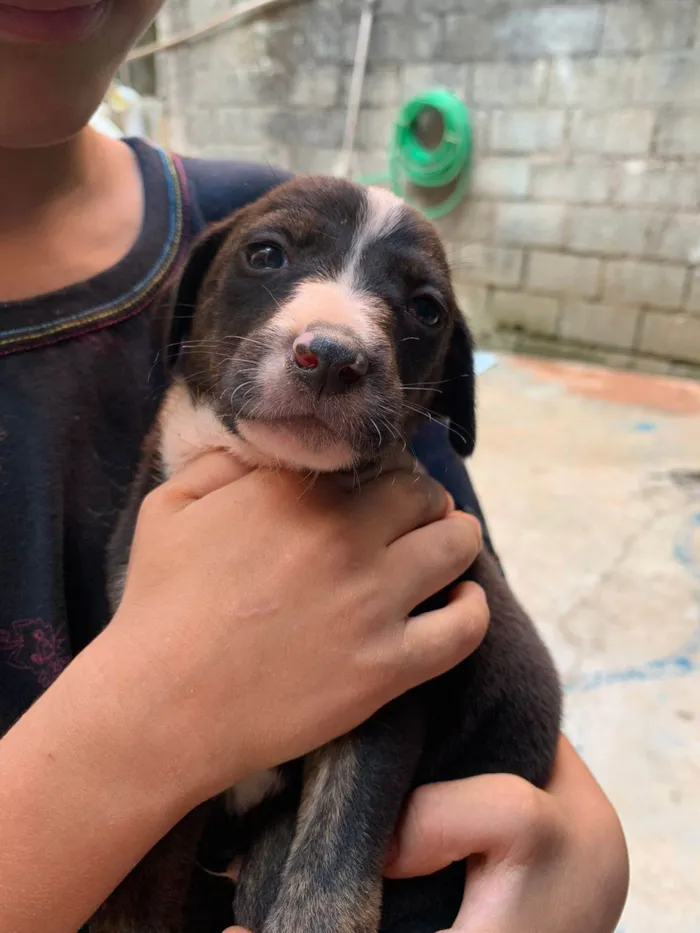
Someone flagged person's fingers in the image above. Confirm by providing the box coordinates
[157,450,252,509]
[353,468,453,544]
[385,773,552,879]
[392,581,489,694]
[388,511,483,614]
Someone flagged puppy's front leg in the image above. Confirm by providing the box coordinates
[234,811,298,932]
[262,698,425,933]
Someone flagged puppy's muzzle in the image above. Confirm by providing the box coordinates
[291,328,370,396]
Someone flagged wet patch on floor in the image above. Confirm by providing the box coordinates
[512,357,700,415]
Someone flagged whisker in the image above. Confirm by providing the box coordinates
[402,377,466,387]
[177,334,278,353]
[229,381,256,403]
[297,470,321,500]
[402,401,435,418]
[402,386,444,396]
[368,418,383,448]
[261,284,284,315]
[233,335,279,351]
[446,423,474,448]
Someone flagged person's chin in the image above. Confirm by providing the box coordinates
[0,102,94,149]
[0,61,110,148]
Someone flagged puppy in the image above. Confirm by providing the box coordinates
[91,177,561,933]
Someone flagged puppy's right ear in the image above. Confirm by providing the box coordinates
[161,220,230,370]
[432,314,477,459]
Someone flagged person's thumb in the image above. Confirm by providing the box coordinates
[384,774,543,879]
[222,927,252,933]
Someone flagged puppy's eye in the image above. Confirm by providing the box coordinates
[406,291,444,328]
[245,243,287,270]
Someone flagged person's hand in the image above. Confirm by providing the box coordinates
[383,735,629,933]
[86,450,487,808]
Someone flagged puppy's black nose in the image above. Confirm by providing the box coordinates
[292,331,369,395]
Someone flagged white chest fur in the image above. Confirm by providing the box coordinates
[225,768,285,815]
[158,381,259,478]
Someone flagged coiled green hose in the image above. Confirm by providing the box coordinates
[357,88,473,220]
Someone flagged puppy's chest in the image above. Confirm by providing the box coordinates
[226,768,286,815]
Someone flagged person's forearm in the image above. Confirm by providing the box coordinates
[0,626,195,933]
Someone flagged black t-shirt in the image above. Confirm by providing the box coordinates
[0,137,493,929]
[0,139,296,725]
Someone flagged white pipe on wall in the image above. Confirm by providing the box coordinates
[334,0,377,179]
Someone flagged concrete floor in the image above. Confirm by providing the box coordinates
[469,355,700,933]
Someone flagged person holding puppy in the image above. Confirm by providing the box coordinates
[0,3,628,932]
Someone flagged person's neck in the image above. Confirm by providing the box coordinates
[0,128,103,234]
[0,127,144,302]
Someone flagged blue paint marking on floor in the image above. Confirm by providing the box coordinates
[565,509,700,695]
[564,628,700,694]
[633,421,657,433]
[676,510,700,583]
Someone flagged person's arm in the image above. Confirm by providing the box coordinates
[0,452,487,933]
[383,735,629,933]
[0,639,198,933]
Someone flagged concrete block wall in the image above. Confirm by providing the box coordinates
[156,0,700,373]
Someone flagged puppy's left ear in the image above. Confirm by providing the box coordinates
[433,315,477,458]
[160,220,230,370]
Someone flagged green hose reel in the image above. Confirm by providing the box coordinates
[357,88,473,220]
